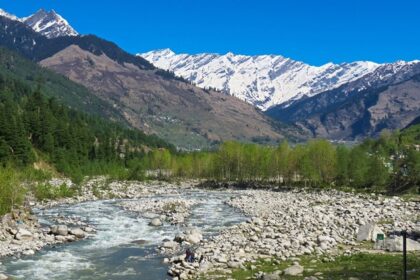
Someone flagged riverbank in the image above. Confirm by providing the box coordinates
[166,187,420,279]
[1,179,419,280]
[0,182,245,280]
[0,178,198,260]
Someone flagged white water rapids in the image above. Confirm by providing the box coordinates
[0,190,247,280]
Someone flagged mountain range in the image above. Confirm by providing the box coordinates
[0,9,299,149]
[0,7,419,144]
[140,49,381,110]
[140,49,420,110]
[140,50,420,140]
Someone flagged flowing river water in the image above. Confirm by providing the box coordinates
[0,190,247,280]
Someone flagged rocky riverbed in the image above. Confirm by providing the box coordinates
[1,179,420,280]
[166,188,420,279]
[122,198,198,225]
[0,207,95,260]
[0,178,197,263]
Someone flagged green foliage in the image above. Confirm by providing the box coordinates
[165,125,420,194]
[0,166,25,215]
[0,67,173,179]
[33,183,76,201]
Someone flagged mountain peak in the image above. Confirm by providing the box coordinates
[23,8,78,38]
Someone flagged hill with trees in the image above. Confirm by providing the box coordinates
[0,57,173,179]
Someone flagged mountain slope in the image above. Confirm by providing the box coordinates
[0,51,173,178]
[0,46,127,123]
[40,45,297,148]
[266,62,420,140]
[140,49,380,110]
[0,14,299,148]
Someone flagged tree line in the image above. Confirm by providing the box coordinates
[146,128,420,194]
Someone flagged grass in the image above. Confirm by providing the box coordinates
[33,183,77,201]
[200,252,420,280]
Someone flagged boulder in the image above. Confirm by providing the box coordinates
[69,228,85,238]
[0,273,9,280]
[284,264,304,276]
[384,236,420,252]
[263,271,282,280]
[412,225,420,237]
[51,225,68,236]
[83,226,94,233]
[22,249,35,256]
[356,224,384,242]
[14,228,33,241]
[149,218,162,227]
[162,241,179,250]
[179,228,202,244]
[215,255,227,263]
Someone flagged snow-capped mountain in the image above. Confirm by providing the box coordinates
[23,9,78,38]
[139,49,381,110]
[0,8,77,38]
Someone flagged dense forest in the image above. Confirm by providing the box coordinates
[0,71,173,178]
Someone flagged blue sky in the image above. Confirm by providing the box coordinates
[1,0,419,65]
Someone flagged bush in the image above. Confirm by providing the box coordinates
[34,183,76,201]
[0,166,25,215]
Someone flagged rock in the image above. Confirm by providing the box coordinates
[227,261,242,268]
[14,228,33,241]
[70,228,85,238]
[181,228,202,244]
[162,241,179,250]
[215,255,227,263]
[356,224,384,242]
[284,264,304,276]
[149,218,162,226]
[131,239,148,245]
[55,235,66,242]
[51,225,68,236]
[83,226,94,233]
[263,271,282,280]
[22,249,35,256]
[0,273,9,280]
[174,234,186,243]
[384,236,420,252]
[412,226,420,237]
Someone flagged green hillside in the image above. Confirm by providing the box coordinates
[0,48,173,180]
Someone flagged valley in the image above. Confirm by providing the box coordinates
[0,4,419,280]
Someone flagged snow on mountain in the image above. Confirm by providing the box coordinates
[139,49,381,110]
[23,9,78,38]
[0,8,21,22]
[0,8,77,38]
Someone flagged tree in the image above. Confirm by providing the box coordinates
[336,145,350,186]
[348,147,370,188]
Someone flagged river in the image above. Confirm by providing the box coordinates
[0,190,247,280]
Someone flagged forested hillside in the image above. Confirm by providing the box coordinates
[0,68,173,180]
